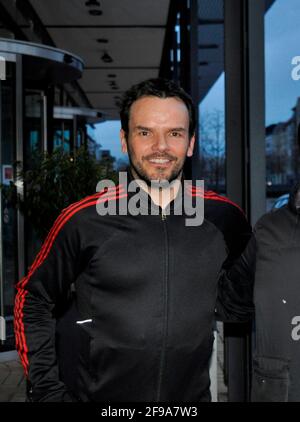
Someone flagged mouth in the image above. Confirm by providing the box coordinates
[147,158,173,167]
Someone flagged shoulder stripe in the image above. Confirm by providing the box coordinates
[203,193,244,214]
[16,185,124,290]
[186,187,245,215]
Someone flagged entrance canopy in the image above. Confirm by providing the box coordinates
[0,37,83,83]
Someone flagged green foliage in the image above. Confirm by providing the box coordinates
[0,146,118,239]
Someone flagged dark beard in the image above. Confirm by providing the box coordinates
[128,153,183,187]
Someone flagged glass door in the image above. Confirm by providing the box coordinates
[24,90,45,159]
[24,89,46,269]
[53,119,73,153]
[0,61,18,351]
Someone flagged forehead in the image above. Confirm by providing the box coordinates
[129,96,189,126]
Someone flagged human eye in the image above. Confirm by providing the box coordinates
[138,130,150,137]
[170,131,182,137]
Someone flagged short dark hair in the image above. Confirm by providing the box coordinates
[120,78,196,139]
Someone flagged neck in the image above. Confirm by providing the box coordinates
[130,169,182,209]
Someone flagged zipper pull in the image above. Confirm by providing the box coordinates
[161,209,167,221]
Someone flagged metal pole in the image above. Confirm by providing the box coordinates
[247,0,266,224]
[224,0,250,402]
[16,54,25,281]
[189,0,201,181]
[224,0,266,401]
[42,92,48,153]
[0,78,5,343]
[225,0,246,209]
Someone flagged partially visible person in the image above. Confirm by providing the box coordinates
[221,181,300,401]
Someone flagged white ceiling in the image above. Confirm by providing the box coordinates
[29,0,170,26]
[29,0,170,119]
[48,28,165,67]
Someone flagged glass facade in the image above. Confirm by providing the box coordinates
[53,120,72,152]
[24,90,44,158]
[0,38,84,352]
[198,1,225,192]
[0,61,18,346]
[265,0,300,210]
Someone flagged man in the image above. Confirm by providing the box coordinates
[221,181,300,402]
[14,78,253,402]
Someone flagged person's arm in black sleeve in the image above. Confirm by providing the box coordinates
[14,209,82,402]
[216,233,256,322]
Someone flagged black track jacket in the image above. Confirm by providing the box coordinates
[14,175,253,402]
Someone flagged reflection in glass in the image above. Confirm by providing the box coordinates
[0,62,18,346]
[24,91,43,161]
[265,0,300,210]
[198,0,225,192]
[53,120,73,152]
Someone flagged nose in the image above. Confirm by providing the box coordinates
[152,133,169,152]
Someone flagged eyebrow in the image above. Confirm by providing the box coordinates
[134,126,152,131]
[168,127,187,132]
[134,126,187,132]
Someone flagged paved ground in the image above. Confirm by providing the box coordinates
[0,327,228,403]
[0,351,26,402]
[217,322,228,402]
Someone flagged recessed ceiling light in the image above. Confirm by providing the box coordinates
[97,38,108,43]
[101,52,113,63]
[89,9,103,16]
[85,0,100,6]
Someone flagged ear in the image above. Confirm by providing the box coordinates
[120,129,128,154]
[186,134,196,157]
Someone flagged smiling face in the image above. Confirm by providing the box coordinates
[120,96,195,184]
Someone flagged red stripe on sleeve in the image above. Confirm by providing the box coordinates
[14,186,126,376]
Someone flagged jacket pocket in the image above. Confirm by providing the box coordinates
[251,355,290,402]
[56,300,94,396]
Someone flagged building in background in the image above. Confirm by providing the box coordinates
[266,97,300,190]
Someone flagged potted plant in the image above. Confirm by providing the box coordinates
[0,146,118,241]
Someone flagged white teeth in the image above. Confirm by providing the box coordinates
[149,159,170,164]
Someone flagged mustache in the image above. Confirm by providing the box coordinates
[143,154,177,161]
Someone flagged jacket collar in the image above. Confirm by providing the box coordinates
[124,167,193,215]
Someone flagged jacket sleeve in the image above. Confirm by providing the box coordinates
[14,209,82,402]
[216,233,256,322]
[204,196,253,269]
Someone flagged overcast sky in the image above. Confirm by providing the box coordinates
[265,0,300,126]
[92,0,300,159]
[91,120,123,160]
